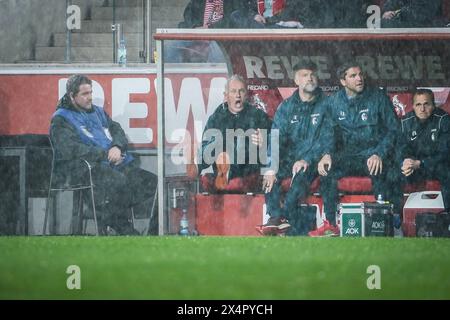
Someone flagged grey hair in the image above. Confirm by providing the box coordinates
[224,74,247,93]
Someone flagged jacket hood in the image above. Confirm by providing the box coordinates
[56,93,75,110]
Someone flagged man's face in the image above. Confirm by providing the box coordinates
[71,84,93,110]
[225,79,247,114]
[340,66,365,96]
[413,93,435,121]
[294,69,318,94]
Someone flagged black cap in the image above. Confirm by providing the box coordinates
[293,60,318,73]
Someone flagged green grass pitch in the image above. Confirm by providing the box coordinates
[0,236,449,299]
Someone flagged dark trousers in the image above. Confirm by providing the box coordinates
[265,166,317,219]
[91,162,157,231]
[403,165,450,210]
[320,155,403,224]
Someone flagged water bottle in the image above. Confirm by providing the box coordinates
[118,39,127,67]
[179,209,189,236]
[377,194,384,204]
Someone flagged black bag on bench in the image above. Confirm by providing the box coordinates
[416,212,450,238]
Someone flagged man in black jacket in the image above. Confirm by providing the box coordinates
[315,61,402,236]
[398,88,450,210]
[193,74,272,192]
[259,61,332,236]
[50,75,157,235]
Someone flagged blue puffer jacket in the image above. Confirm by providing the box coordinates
[272,88,332,177]
[327,87,400,160]
[50,94,133,168]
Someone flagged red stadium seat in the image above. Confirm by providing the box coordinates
[337,176,373,193]
[404,180,441,194]
[281,176,372,194]
[335,177,441,195]
[200,173,261,194]
[280,176,320,193]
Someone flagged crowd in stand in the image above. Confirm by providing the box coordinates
[178,0,448,30]
[166,1,450,237]
[192,64,449,237]
[166,0,448,63]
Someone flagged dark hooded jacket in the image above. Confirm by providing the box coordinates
[326,87,400,160]
[271,88,332,178]
[398,107,450,171]
[50,94,131,165]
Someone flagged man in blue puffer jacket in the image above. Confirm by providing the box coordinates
[50,75,157,235]
[313,61,402,236]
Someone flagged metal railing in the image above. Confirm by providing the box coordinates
[63,0,151,64]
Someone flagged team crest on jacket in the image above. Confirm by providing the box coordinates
[361,112,368,121]
[411,130,417,140]
[290,115,299,123]
[311,114,320,126]
[80,126,94,138]
[338,111,346,120]
[431,129,437,142]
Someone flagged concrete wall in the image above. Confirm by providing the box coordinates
[0,0,66,62]
[0,0,189,63]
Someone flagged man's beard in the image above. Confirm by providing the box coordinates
[303,83,317,93]
[74,102,92,111]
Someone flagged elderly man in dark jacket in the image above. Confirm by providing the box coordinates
[398,88,450,210]
[194,74,272,192]
[315,60,402,236]
[50,75,157,235]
